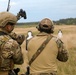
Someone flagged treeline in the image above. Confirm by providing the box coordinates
[53,18,76,25]
[17,18,76,25]
[17,22,39,26]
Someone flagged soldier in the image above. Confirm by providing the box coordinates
[0,12,25,75]
[27,18,69,75]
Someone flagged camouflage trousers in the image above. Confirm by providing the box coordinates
[30,71,57,75]
[0,71,8,75]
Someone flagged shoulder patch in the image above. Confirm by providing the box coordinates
[0,35,10,46]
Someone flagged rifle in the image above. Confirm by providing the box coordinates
[6,0,27,20]
[7,0,10,12]
[8,68,20,75]
[17,9,27,20]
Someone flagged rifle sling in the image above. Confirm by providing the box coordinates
[29,35,53,65]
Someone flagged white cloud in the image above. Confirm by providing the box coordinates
[10,2,17,6]
[0,0,76,22]
[0,0,8,2]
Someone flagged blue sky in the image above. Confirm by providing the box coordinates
[0,0,76,22]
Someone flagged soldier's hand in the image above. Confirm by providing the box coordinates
[10,32,25,45]
[17,34,25,45]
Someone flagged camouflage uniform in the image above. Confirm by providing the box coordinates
[27,18,69,75]
[0,12,24,75]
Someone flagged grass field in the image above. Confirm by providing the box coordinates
[13,25,76,75]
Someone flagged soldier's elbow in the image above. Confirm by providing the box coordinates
[14,59,24,64]
[20,58,24,64]
[57,54,69,62]
[61,57,68,62]
[18,60,24,64]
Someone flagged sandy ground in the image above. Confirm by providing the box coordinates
[13,25,76,75]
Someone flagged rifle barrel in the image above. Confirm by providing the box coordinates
[7,0,10,12]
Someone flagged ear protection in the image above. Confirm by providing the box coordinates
[36,25,40,30]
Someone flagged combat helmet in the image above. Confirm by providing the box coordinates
[37,18,54,33]
[0,12,17,27]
